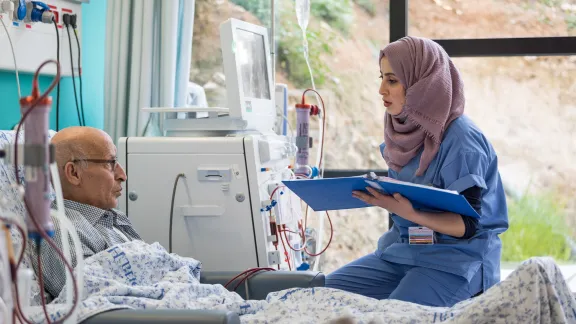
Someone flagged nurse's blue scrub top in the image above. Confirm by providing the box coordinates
[377,115,509,292]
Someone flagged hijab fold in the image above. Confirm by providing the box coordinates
[380,36,465,176]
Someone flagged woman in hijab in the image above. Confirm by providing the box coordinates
[325,36,509,307]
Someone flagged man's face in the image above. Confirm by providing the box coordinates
[76,136,127,209]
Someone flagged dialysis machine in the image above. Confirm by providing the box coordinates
[118,19,309,272]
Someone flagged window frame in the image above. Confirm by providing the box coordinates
[323,0,576,229]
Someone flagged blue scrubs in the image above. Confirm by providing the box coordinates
[326,116,509,306]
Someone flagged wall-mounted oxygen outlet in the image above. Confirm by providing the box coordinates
[0,0,83,76]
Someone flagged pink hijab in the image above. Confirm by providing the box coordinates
[380,36,465,176]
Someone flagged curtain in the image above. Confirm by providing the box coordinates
[104,0,195,140]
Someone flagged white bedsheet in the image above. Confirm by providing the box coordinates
[26,240,576,323]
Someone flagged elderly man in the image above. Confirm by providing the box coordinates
[30,126,141,301]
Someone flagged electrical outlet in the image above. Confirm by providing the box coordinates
[0,0,83,76]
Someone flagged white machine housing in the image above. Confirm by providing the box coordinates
[117,134,302,271]
[154,18,277,136]
[220,18,276,133]
[117,19,306,272]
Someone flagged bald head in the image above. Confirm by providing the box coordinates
[52,127,126,209]
[52,126,112,168]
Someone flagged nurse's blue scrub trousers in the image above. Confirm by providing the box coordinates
[325,252,483,307]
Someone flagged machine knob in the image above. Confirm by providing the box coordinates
[128,191,138,201]
[236,193,245,202]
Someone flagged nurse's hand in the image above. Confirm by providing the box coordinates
[352,187,416,219]
[354,188,467,237]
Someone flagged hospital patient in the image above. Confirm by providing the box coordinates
[29,126,142,301]
[326,37,509,307]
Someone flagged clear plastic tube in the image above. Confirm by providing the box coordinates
[295,0,323,172]
[295,0,315,91]
[0,296,9,324]
[50,164,72,303]
[0,225,12,324]
[295,0,326,272]
[51,163,83,323]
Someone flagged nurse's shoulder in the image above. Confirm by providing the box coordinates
[439,115,496,161]
[434,115,498,192]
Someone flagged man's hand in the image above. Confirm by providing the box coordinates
[352,187,416,220]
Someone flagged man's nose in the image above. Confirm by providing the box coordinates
[116,163,127,182]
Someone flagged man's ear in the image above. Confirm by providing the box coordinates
[63,162,82,186]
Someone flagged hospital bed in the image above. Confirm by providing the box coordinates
[83,271,325,324]
[0,130,325,324]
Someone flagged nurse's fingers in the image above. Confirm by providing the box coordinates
[352,190,376,205]
[366,187,385,198]
[353,188,396,207]
[352,190,370,199]
[393,193,408,203]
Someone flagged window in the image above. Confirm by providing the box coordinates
[191,0,576,275]
[191,0,390,273]
[391,1,576,275]
[452,56,576,267]
[192,0,389,170]
[321,56,576,273]
[409,0,576,39]
[191,0,273,108]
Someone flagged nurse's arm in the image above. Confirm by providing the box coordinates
[354,187,466,238]
[405,186,481,238]
[404,210,466,238]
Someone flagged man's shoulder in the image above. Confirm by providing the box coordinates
[48,203,108,252]
[54,206,94,229]
[111,208,127,216]
[50,201,99,231]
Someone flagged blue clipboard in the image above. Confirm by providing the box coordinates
[282,176,480,219]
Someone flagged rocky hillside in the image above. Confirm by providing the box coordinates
[191,0,576,272]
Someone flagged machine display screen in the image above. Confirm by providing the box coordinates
[235,28,271,100]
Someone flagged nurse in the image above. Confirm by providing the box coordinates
[325,36,509,307]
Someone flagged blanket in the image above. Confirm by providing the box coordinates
[27,241,264,322]
[26,241,576,323]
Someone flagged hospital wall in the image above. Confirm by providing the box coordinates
[0,0,107,130]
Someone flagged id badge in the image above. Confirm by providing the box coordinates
[409,227,434,245]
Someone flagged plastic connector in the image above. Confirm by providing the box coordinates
[26,1,53,24]
[267,251,280,266]
[0,1,14,16]
[17,268,33,312]
[310,105,320,116]
[40,10,53,23]
[48,143,55,164]
[1,143,25,165]
[12,0,26,21]
[62,12,70,27]
[70,13,77,29]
